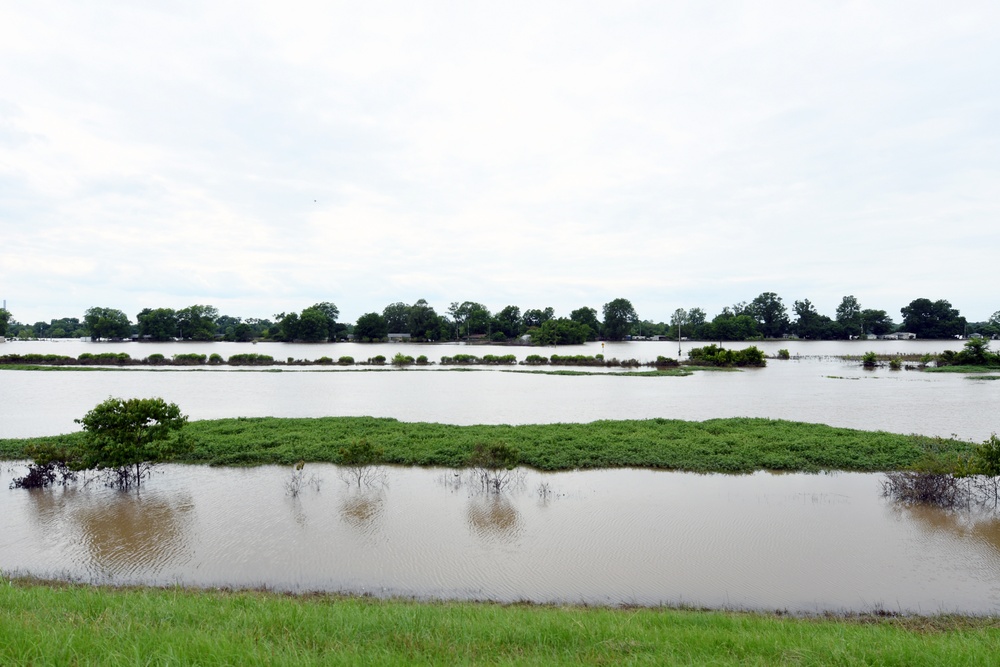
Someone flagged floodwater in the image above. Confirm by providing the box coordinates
[2,338,999,613]
[1,340,997,441]
[4,464,1000,614]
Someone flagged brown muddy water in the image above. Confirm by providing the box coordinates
[4,464,1000,614]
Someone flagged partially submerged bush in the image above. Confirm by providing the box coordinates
[777,349,790,360]
[862,351,879,368]
[228,353,275,366]
[468,441,520,493]
[172,353,207,365]
[687,344,766,367]
[392,353,415,366]
[9,443,77,489]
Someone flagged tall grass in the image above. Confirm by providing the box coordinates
[0,417,972,473]
[0,581,997,666]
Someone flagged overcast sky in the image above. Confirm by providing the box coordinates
[2,1,998,326]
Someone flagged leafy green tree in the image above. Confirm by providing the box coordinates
[747,292,789,338]
[382,302,411,334]
[84,307,132,341]
[569,307,601,340]
[74,397,189,489]
[836,295,863,339]
[793,299,840,339]
[274,311,300,341]
[531,318,590,345]
[860,309,894,336]
[0,308,10,337]
[900,298,966,338]
[602,298,637,341]
[176,305,218,340]
[705,311,759,341]
[495,305,522,339]
[408,299,441,340]
[522,307,555,330]
[354,312,388,341]
[137,308,179,341]
[686,307,707,338]
[449,301,491,338]
[297,307,331,342]
[310,301,340,327]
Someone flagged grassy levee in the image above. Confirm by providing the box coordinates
[0,417,972,473]
[1,581,998,666]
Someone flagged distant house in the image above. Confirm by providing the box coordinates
[387,333,412,342]
[881,332,916,340]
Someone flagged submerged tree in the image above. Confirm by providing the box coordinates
[468,442,520,493]
[75,397,189,489]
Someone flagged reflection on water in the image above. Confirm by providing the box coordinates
[21,482,193,578]
[76,495,192,574]
[339,491,386,533]
[466,495,522,541]
[6,464,1000,613]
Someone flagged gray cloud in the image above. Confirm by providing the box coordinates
[2,1,998,325]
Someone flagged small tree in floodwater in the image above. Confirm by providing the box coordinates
[468,442,520,494]
[337,439,386,488]
[74,397,189,489]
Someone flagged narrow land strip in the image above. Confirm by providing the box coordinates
[0,417,971,473]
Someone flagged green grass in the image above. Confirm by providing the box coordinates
[1,580,998,666]
[0,417,972,473]
[924,365,1000,374]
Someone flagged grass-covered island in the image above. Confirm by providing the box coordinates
[0,416,972,473]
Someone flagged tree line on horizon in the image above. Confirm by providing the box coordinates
[1,294,998,343]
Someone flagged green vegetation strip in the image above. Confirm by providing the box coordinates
[0,417,972,473]
[1,581,997,666]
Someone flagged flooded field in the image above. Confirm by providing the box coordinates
[4,464,1000,613]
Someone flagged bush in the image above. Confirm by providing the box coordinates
[889,357,903,370]
[315,356,334,365]
[78,352,133,366]
[208,353,224,365]
[777,349,790,360]
[416,355,429,364]
[337,356,354,365]
[392,353,415,366]
[862,351,878,368]
[654,356,679,367]
[228,353,275,366]
[687,344,766,367]
[172,353,207,365]
[146,353,166,365]
[481,354,516,365]
[522,354,549,365]
[468,441,520,493]
[368,355,386,365]
[441,354,479,365]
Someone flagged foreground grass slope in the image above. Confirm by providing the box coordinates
[0,417,971,473]
[1,581,997,666]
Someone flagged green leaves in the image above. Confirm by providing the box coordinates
[73,397,189,484]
